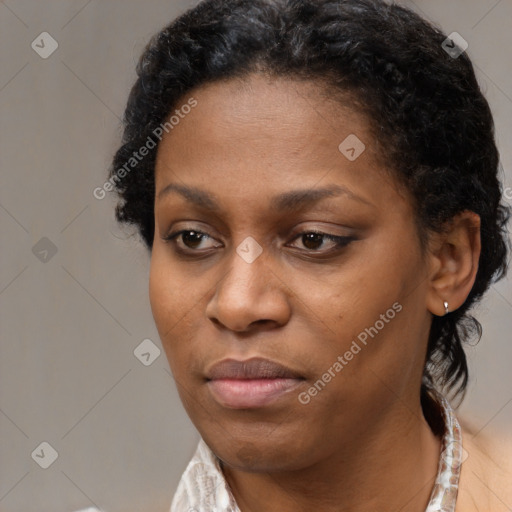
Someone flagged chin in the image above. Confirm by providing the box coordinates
[201,430,313,473]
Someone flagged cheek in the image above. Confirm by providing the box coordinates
[292,256,397,336]
[149,257,173,330]
[149,253,190,354]
[148,251,207,375]
[149,248,197,324]
[299,247,422,396]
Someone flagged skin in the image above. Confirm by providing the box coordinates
[149,74,481,512]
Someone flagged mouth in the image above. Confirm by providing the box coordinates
[205,357,306,409]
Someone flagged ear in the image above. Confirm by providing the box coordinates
[426,210,481,317]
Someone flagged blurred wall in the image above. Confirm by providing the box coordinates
[0,1,510,511]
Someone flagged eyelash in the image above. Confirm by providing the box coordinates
[162,228,355,256]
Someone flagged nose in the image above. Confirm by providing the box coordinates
[205,240,291,333]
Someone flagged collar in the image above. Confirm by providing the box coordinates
[425,388,463,511]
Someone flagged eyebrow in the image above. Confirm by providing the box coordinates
[156,183,374,212]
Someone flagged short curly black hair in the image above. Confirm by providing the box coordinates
[108,0,511,402]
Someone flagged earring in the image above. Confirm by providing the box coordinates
[443,301,449,315]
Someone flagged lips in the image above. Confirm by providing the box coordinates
[206,357,305,409]
[206,357,303,380]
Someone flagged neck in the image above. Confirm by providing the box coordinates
[221,395,443,512]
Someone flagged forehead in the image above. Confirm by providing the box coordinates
[158,74,371,154]
[154,74,402,211]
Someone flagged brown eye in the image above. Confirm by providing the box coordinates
[289,231,354,253]
[163,229,221,253]
[180,231,207,249]
[301,232,327,250]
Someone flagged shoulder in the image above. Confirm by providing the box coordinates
[456,419,512,512]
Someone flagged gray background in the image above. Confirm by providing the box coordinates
[0,1,511,511]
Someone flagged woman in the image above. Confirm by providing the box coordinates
[103,0,512,510]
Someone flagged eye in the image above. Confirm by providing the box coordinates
[288,230,354,253]
[162,229,222,253]
[162,228,355,256]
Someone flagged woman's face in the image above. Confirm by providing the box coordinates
[150,74,433,471]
